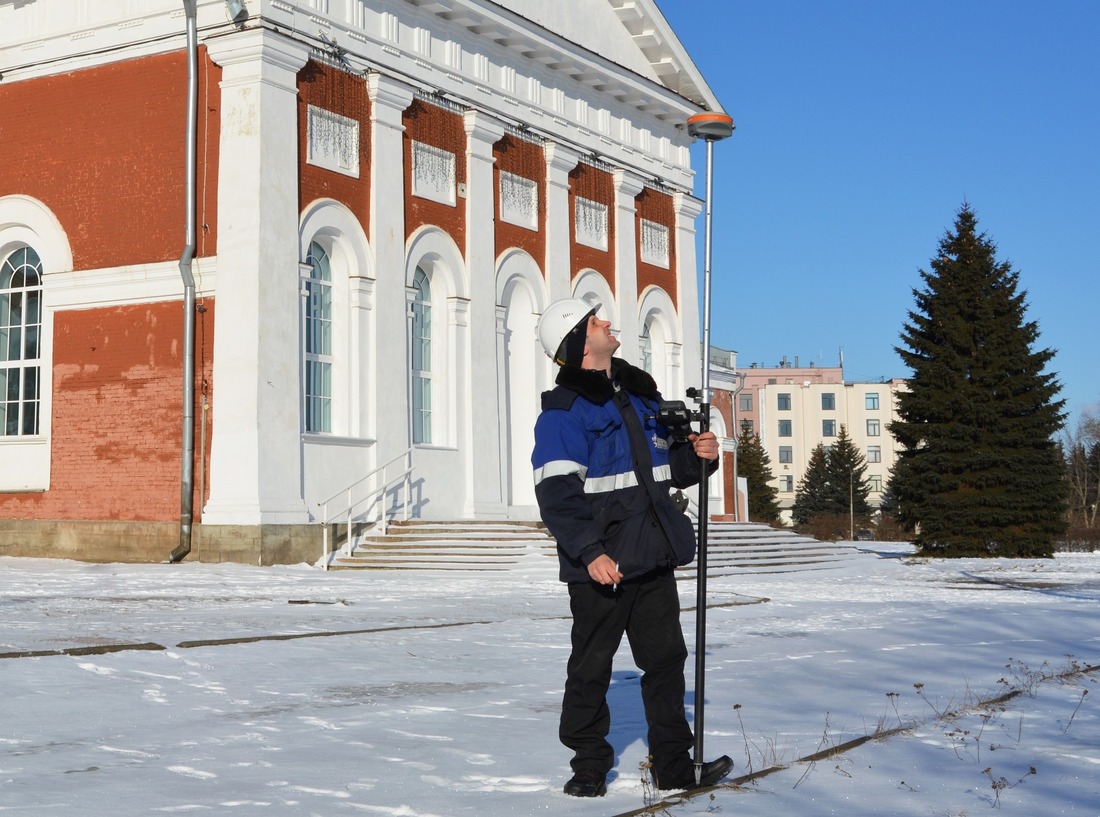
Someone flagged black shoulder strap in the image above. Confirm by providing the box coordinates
[612,390,668,509]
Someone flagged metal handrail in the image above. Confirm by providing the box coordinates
[318,448,414,569]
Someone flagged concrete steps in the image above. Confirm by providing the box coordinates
[329,520,862,576]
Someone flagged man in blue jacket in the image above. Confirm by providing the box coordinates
[531,298,733,797]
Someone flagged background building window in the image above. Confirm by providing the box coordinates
[821,393,835,410]
[411,266,432,444]
[777,393,791,410]
[867,418,880,436]
[739,393,752,412]
[866,393,879,410]
[778,419,792,437]
[303,242,332,433]
[779,446,793,463]
[822,419,836,437]
[868,475,883,492]
[0,247,42,436]
[780,475,793,492]
[867,445,882,463]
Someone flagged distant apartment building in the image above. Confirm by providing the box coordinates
[713,353,906,523]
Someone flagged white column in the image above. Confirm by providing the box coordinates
[674,192,704,399]
[613,168,645,361]
[463,110,507,518]
[203,29,311,525]
[543,141,579,303]
[366,73,414,462]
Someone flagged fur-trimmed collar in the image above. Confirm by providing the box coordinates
[555,357,659,405]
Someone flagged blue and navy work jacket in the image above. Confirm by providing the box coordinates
[531,359,706,583]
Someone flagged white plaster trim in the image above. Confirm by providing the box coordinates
[572,269,616,327]
[44,258,216,309]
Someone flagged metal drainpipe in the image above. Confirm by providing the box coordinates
[169,0,199,563]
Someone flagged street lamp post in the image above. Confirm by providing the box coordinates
[685,110,734,784]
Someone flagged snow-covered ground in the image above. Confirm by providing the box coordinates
[1,543,1098,816]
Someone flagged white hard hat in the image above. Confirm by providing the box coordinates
[536,298,599,365]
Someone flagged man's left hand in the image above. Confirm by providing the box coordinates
[688,431,719,461]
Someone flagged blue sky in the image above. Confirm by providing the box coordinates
[658,1,1099,429]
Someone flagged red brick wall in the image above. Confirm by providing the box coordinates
[635,187,677,308]
[494,134,547,263]
[0,300,215,521]
[298,60,371,220]
[403,100,467,250]
[568,163,615,291]
[0,49,222,268]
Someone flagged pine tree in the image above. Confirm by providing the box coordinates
[826,425,872,518]
[792,444,831,525]
[735,425,782,523]
[890,205,1066,557]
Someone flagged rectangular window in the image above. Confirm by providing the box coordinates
[867,418,880,436]
[779,446,793,464]
[306,105,360,178]
[868,475,883,492]
[777,393,791,411]
[867,445,882,463]
[412,140,456,206]
[640,219,670,268]
[821,393,835,411]
[780,475,794,492]
[575,197,608,251]
[866,393,879,410]
[738,393,752,412]
[822,419,836,437]
[778,419,792,437]
[500,171,538,230]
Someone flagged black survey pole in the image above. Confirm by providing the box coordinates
[686,111,734,782]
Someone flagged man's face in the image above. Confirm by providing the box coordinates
[584,314,620,357]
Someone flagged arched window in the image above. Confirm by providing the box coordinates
[303,241,333,433]
[411,265,432,444]
[1,247,42,436]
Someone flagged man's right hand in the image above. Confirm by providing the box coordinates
[587,554,623,586]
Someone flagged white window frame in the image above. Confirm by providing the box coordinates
[410,266,433,445]
[302,241,333,433]
[1,246,42,438]
[0,195,69,492]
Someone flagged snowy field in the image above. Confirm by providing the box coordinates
[1,543,1098,816]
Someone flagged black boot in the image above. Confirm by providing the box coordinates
[655,755,734,791]
[563,768,608,797]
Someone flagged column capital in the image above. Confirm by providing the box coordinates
[367,72,415,129]
[204,28,310,88]
[463,109,507,151]
[613,167,646,201]
[544,141,581,175]
[674,191,704,221]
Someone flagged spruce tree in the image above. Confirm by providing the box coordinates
[890,205,1066,557]
[735,426,782,523]
[792,444,831,525]
[826,425,872,518]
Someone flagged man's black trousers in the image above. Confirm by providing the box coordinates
[560,569,695,782]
